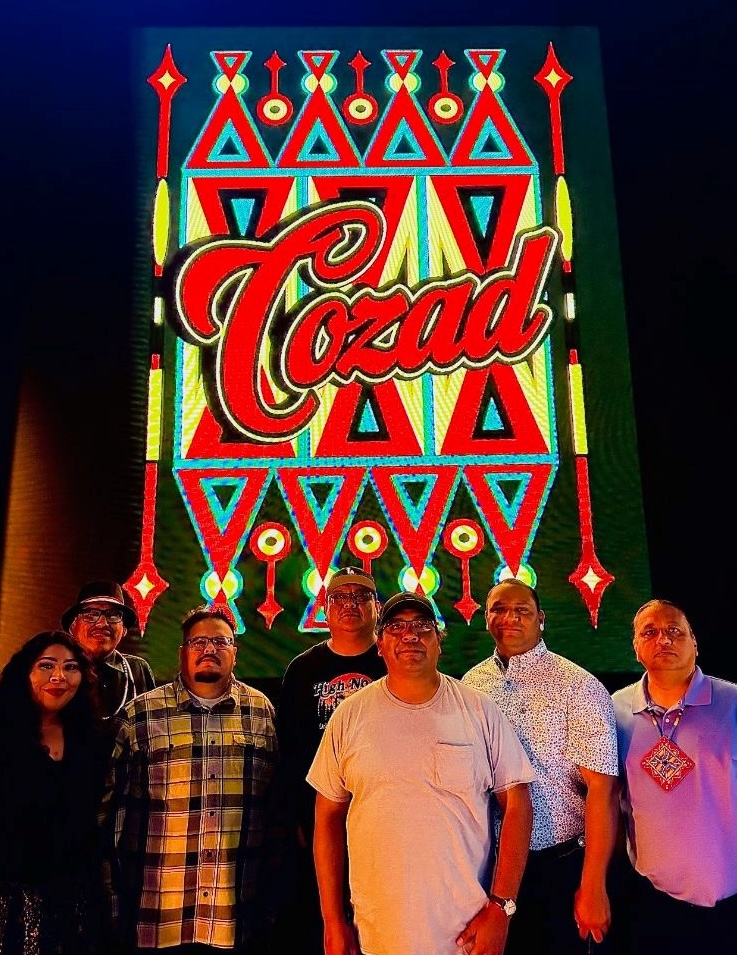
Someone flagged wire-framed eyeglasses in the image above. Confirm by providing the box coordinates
[637,626,688,642]
[381,619,436,637]
[328,590,374,606]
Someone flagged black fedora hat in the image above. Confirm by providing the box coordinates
[61,580,137,631]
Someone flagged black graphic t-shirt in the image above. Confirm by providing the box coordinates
[277,640,386,838]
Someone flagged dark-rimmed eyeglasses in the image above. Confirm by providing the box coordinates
[381,619,436,636]
[79,608,124,624]
[183,636,235,651]
[328,590,374,606]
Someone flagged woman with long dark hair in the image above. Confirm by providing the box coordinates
[0,630,108,955]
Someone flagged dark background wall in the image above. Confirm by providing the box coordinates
[1,0,734,684]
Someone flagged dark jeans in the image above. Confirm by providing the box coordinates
[268,843,324,955]
[505,837,621,955]
[269,839,354,955]
[626,868,737,955]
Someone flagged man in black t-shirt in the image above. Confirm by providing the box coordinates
[273,566,386,954]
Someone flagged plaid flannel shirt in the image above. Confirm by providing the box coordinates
[100,675,278,949]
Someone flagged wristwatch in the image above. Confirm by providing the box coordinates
[488,894,517,917]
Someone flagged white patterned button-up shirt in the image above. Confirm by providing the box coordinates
[463,639,618,849]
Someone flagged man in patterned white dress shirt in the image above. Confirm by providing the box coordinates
[462,578,619,954]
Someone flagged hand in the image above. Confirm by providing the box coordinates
[456,900,510,955]
[573,884,611,943]
[323,916,360,955]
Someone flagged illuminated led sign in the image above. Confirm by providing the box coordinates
[128,27,650,678]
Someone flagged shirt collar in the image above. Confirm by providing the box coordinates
[493,637,547,676]
[100,649,126,672]
[173,674,238,711]
[631,665,709,713]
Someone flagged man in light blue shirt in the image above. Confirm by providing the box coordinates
[613,598,737,954]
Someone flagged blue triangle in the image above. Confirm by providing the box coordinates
[201,478,247,533]
[470,195,495,236]
[296,120,341,163]
[384,118,427,162]
[231,197,255,236]
[392,474,437,529]
[298,476,342,532]
[208,119,251,163]
[486,473,531,526]
[482,396,504,430]
[358,402,380,433]
[469,117,512,161]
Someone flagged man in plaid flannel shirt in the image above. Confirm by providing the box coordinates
[100,604,278,954]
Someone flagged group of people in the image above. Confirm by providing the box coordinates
[0,573,734,955]
[275,573,737,955]
[0,582,278,955]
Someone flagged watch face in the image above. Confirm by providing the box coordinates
[490,895,517,916]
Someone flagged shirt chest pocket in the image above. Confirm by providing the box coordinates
[434,742,476,793]
[146,733,197,805]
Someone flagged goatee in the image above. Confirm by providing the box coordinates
[194,671,221,683]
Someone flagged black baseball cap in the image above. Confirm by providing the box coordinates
[326,566,377,595]
[377,592,436,629]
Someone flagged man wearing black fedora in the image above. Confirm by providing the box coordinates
[62,580,155,721]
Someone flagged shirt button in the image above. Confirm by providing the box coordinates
[209,811,215,816]
[210,773,216,779]
[203,891,209,897]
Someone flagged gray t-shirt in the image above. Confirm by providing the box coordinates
[308,674,535,955]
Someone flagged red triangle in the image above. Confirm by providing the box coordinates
[464,463,553,575]
[277,90,361,167]
[451,86,533,167]
[440,366,548,456]
[178,468,271,579]
[314,381,422,457]
[385,50,420,79]
[371,465,460,579]
[277,468,368,576]
[212,51,249,81]
[467,50,503,79]
[302,51,337,80]
[430,174,532,272]
[190,176,295,237]
[364,87,447,167]
[188,89,270,169]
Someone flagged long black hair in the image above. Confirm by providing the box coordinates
[0,630,97,746]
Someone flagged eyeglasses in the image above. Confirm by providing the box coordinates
[637,626,689,642]
[79,608,124,624]
[381,619,436,636]
[328,590,374,606]
[183,636,235,651]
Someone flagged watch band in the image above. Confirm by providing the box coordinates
[488,894,517,917]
